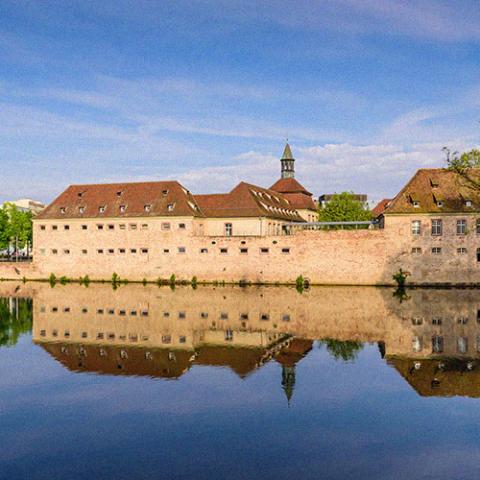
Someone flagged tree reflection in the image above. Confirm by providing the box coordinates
[0,298,33,347]
[321,338,364,362]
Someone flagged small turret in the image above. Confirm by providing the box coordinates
[281,143,295,179]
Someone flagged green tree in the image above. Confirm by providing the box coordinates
[0,298,33,347]
[3,203,33,254]
[445,147,480,191]
[318,192,372,225]
[0,207,9,251]
[321,339,364,362]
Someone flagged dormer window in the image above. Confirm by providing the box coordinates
[116,191,123,197]
[119,205,126,213]
[413,201,420,208]
[79,206,85,214]
[162,190,169,196]
[430,179,439,188]
[99,206,106,213]
[78,191,84,198]
[60,207,66,214]
[437,201,443,208]
[167,203,175,212]
[144,204,152,212]
[466,200,472,207]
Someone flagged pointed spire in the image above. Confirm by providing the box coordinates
[281,364,296,406]
[282,142,294,160]
[280,142,295,179]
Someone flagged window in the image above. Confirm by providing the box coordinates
[179,312,186,319]
[457,317,468,325]
[282,314,291,322]
[178,247,186,253]
[141,248,148,254]
[107,249,114,254]
[162,222,171,230]
[130,248,137,254]
[431,247,442,255]
[144,204,152,212]
[119,224,126,230]
[411,247,422,254]
[79,206,85,214]
[201,312,208,318]
[457,247,467,255]
[81,332,87,338]
[119,248,126,254]
[60,207,66,214]
[108,309,115,315]
[167,203,175,212]
[457,219,467,235]
[39,248,46,255]
[129,224,137,230]
[260,248,269,254]
[178,223,186,229]
[431,219,442,236]
[51,249,58,254]
[99,206,106,213]
[412,317,423,326]
[282,247,290,254]
[52,225,58,230]
[477,248,480,263]
[413,201,420,208]
[97,224,103,230]
[200,248,208,253]
[432,317,442,325]
[141,310,149,317]
[141,224,148,230]
[240,248,248,254]
[436,201,444,207]
[225,223,233,237]
[82,225,88,230]
[163,249,170,253]
[130,310,137,316]
[411,220,421,235]
[63,249,70,254]
[477,219,480,235]
[220,312,228,320]
[220,248,228,254]
[119,205,126,213]
[162,335,171,344]
[466,200,472,207]
[179,336,186,343]
[457,337,468,354]
[97,309,104,314]
[240,313,249,320]
[225,330,234,341]
[97,249,104,254]
[432,335,444,353]
[260,313,270,321]
[108,224,114,230]
[40,225,46,230]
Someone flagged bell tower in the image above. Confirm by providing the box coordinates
[281,142,295,179]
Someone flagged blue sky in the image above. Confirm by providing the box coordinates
[1,0,479,205]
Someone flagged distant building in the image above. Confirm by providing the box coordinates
[318,193,368,209]
[1,199,45,215]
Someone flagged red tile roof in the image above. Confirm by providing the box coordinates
[36,181,203,219]
[372,198,392,218]
[385,168,480,215]
[196,182,303,221]
[270,178,316,211]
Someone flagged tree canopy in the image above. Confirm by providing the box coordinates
[0,203,34,253]
[318,192,372,223]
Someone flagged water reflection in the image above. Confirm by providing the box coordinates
[2,282,480,398]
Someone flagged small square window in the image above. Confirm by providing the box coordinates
[411,247,422,254]
[281,247,290,254]
[179,336,186,343]
[108,309,115,315]
[51,249,58,254]
[201,312,209,319]
[119,205,127,213]
[119,248,126,254]
[163,312,170,318]
[240,313,249,320]
[79,206,85,214]
[141,248,148,254]
[458,247,467,255]
[97,309,104,314]
[178,247,186,253]
[144,204,152,212]
[81,308,88,314]
[260,313,270,321]
[260,248,269,254]
[432,247,442,255]
[179,312,186,319]
[413,201,420,208]
[130,224,137,230]
[162,222,171,230]
[282,314,291,322]
[82,225,88,230]
[97,249,104,254]
[99,206,106,213]
[81,332,88,338]
[163,249,170,253]
[52,225,58,230]
[466,200,472,207]
[220,248,228,254]
[178,223,186,229]
[40,225,46,230]
[108,224,114,230]
[220,312,228,320]
[162,335,171,344]
[107,249,114,254]
[119,310,126,316]
[97,224,104,230]
[130,248,137,254]
[119,224,126,230]
[240,248,248,254]
[60,207,66,214]
[140,309,149,317]
[130,310,137,316]
[63,249,70,254]
[167,203,175,212]
[141,224,148,230]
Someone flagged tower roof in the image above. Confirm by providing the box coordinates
[282,142,294,160]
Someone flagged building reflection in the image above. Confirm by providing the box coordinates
[3,282,480,398]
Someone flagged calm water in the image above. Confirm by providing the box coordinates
[1,283,480,479]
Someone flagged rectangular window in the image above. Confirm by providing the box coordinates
[64,225,69,230]
[260,313,270,321]
[281,247,290,254]
[161,222,171,230]
[225,330,234,341]
[431,219,442,236]
[411,247,422,254]
[82,225,88,230]
[129,224,137,230]
[79,206,85,214]
[220,248,228,254]
[52,225,58,230]
[119,205,126,213]
[167,203,175,212]
[119,224,126,230]
[144,204,151,212]
[51,249,58,254]
[477,248,480,263]
[178,247,186,253]
[411,220,421,235]
[476,219,480,235]
[118,248,126,254]
[431,247,442,255]
[97,224,104,230]
[97,249,104,254]
[63,249,70,254]
[179,223,186,229]
[163,249,170,253]
[40,225,46,230]
[457,219,467,235]
[200,248,208,253]
[458,247,467,254]
[179,312,186,319]
[141,248,148,254]
[225,223,233,237]
[260,248,269,254]
[130,248,137,254]
[141,224,148,230]
[107,249,114,254]
[240,248,248,254]
[99,206,106,213]
[108,224,114,230]
[39,248,46,255]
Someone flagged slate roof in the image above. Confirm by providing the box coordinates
[385,168,480,215]
[36,181,203,219]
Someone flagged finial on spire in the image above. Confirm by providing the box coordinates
[281,142,295,178]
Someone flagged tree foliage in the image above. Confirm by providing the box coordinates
[444,147,480,191]
[0,203,33,253]
[321,339,364,362]
[318,192,372,223]
[0,298,33,347]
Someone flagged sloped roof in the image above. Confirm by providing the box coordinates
[270,177,312,195]
[385,168,480,215]
[282,142,294,160]
[36,181,203,220]
[372,198,393,218]
[196,182,303,221]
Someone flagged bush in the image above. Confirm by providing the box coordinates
[191,276,198,289]
[169,274,176,286]
[295,275,305,293]
[49,273,57,287]
[393,268,409,287]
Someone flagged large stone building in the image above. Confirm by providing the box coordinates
[2,147,480,286]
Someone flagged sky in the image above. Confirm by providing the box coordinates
[1,0,479,206]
